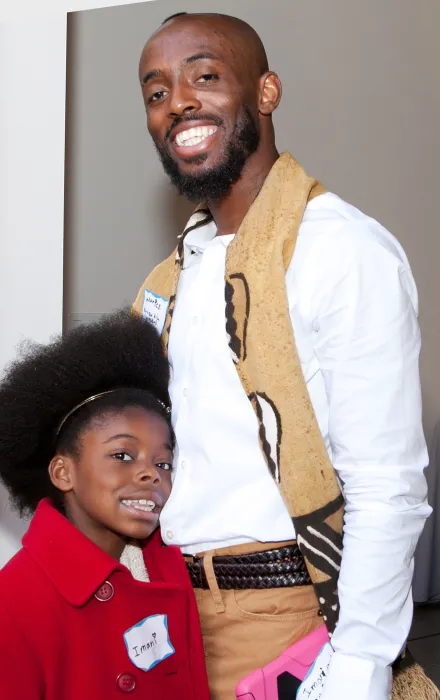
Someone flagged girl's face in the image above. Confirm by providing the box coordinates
[50,406,173,559]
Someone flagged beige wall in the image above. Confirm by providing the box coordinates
[65,0,440,444]
[0,16,67,566]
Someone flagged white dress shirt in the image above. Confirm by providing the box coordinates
[161,191,431,700]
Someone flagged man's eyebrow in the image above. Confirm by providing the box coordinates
[142,69,160,85]
[142,52,222,85]
[183,52,221,65]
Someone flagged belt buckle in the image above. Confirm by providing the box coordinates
[187,554,207,589]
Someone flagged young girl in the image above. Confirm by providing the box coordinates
[0,310,209,700]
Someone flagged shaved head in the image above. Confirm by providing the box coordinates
[139,12,281,202]
[158,12,269,76]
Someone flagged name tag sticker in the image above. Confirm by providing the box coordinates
[123,613,175,672]
[142,289,169,334]
[296,642,334,700]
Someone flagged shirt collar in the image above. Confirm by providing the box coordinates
[182,220,235,268]
[23,498,125,607]
[183,219,217,256]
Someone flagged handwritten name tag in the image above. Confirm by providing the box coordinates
[296,642,334,700]
[123,613,175,672]
[142,289,169,334]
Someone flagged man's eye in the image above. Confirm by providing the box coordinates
[113,452,133,462]
[197,73,218,83]
[148,90,166,103]
[156,462,173,472]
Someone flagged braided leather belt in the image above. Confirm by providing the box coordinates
[185,543,312,590]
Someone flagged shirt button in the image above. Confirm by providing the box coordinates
[166,530,174,541]
[182,387,188,398]
[181,459,187,470]
[94,581,114,602]
[192,315,198,326]
[116,672,136,692]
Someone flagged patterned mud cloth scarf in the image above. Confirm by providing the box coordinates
[133,153,439,699]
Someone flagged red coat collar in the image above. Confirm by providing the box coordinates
[23,498,129,607]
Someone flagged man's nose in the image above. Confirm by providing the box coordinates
[168,81,202,119]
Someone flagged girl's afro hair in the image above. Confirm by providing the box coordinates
[0,308,171,515]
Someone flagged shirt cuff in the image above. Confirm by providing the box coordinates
[321,651,392,700]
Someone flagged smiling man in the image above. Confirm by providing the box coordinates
[133,11,433,700]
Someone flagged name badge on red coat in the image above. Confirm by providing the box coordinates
[123,613,175,671]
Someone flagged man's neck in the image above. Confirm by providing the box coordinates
[207,147,279,236]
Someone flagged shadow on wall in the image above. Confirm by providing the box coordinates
[0,485,28,566]
[63,9,196,334]
[147,179,195,245]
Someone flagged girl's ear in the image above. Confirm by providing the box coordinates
[48,455,75,494]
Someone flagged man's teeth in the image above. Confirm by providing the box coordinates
[175,125,217,147]
[122,499,156,512]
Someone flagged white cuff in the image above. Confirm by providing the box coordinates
[321,651,392,700]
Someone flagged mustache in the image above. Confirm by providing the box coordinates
[165,113,224,141]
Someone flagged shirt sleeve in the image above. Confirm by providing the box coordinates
[297,221,431,700]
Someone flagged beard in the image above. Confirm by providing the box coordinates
[154,106,260,202]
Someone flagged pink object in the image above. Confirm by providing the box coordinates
[235,624,329,700]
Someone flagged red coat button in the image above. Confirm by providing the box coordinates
[116,673,136,692]
[94,581,114,602]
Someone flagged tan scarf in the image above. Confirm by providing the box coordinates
[120,542,150,583]
[133,153,439,698]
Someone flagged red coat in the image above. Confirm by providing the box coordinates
[0,499,209,700]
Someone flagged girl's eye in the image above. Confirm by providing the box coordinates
[113,452,133,462]
[197,73,218,83]
[156,462,173,472]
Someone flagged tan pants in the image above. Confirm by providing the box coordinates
[186,541,322,700]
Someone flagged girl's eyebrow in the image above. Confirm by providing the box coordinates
[103,433,137,444]
[102,435,173,452]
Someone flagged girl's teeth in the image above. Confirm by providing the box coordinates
[133,504,154,512]
[122,499,156,512]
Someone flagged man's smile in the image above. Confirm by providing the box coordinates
[168,120,220,160]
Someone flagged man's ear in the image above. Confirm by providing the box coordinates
[258,71,282,116]
[48,454,75,494]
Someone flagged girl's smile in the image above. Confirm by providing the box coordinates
[50,406,173,559]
